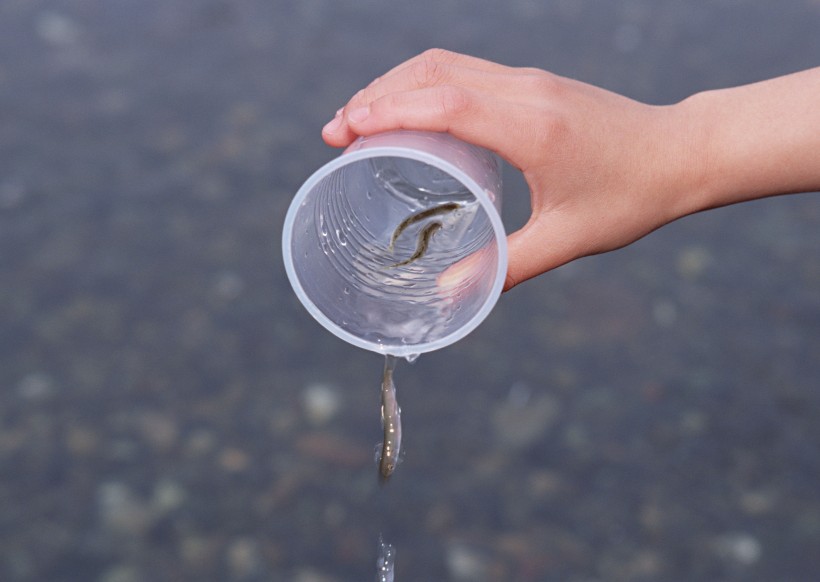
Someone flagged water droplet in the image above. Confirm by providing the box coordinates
[405,353,420,364]
[343,287,350,295]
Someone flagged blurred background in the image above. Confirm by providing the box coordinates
[1,1,819,581]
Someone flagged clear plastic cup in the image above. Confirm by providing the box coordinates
[282,130,506,358]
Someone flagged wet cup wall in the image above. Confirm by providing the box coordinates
[282,130,506,358]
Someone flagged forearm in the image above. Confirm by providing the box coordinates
[679,67,820,216]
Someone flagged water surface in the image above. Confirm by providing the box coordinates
[1,1,819,580]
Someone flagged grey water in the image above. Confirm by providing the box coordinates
[1,1,819,581]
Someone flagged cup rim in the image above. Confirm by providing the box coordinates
[282,141,507,357]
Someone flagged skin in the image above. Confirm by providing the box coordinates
[388,202,461,251]
[323,49,820,290]
[388,221,443,268]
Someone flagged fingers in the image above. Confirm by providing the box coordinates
[365,50,516,105]
[356,49,517,111]
[336,85,546,170]
[323,49,529,147]
[322,66,512,147]
[350,63,522,118]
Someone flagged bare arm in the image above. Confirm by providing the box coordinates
[322,50,820,290]
[684,68,820,212]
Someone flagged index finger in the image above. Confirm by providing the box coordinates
[324,50,518,146]
[352,50,516,111]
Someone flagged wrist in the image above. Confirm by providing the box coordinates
[673,68,820,215]
[673,87,751,215]
[641,98,716,224]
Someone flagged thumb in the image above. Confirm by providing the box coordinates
[504,214,579,291]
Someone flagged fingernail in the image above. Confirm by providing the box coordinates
[322,113,343,134]
[347,106,370,124]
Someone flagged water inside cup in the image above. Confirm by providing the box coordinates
[283,133,506,356]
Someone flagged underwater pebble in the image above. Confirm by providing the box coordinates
[294,432,369,467]
[16,372,57,401]
[492,383,560,450]
[677,245,713,280]
[184,429,217,457]
[292,569,337,582]
[226,537,262,578]
[218,447,251,472]
[66,425,99,456]
[302,382,342,426]
[652,298,678,327]
[98,565,144,582]
[740,490,777,515]
[446,543,491,581]
[151,478,187,514]
[138,412,179,452]
[35,10,81,46]
[212,270,245,301]
[0,179,26,209]
[712,532,762,566]
[97,481,153,537]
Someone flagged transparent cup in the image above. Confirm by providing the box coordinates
[282,130,506,358]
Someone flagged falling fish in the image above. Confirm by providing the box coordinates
[387,221,442,268]
[387,202,461,252]
[376,535,396,582]
[378,355,401,480]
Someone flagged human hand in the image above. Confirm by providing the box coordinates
[322,49,702,290]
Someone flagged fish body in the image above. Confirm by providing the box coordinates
[388,221,442,268]
[379,359,401,480]
[388,202,461,252]
[376,535,396,582]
